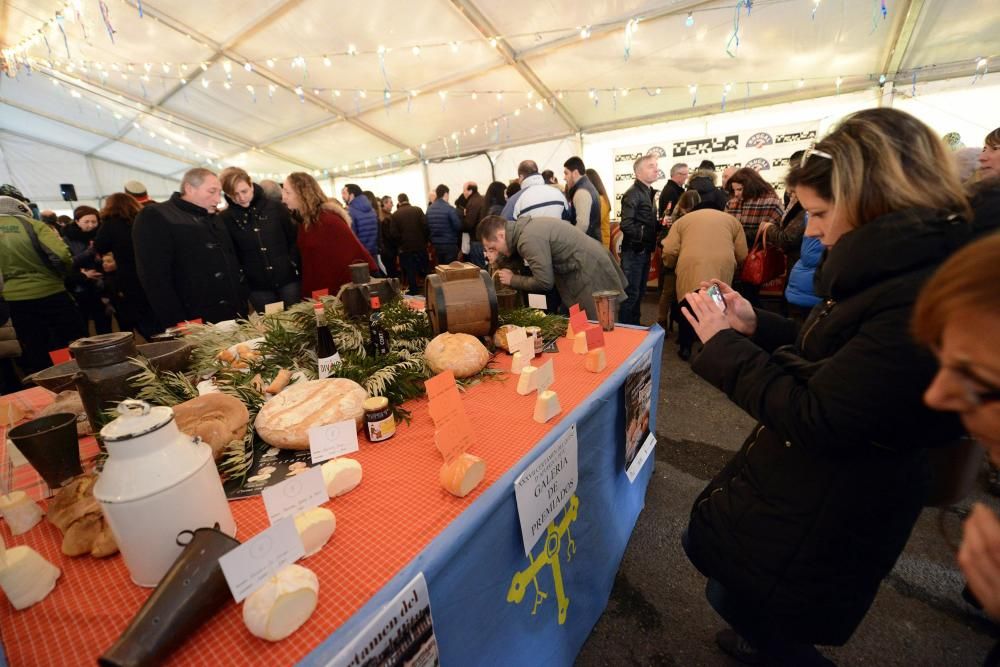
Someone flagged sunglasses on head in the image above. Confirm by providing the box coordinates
[800,147,833,168]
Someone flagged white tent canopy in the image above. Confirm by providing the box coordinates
[1,0,998,212]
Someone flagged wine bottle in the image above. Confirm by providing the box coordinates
[315,302,341,378]
[369,296,390,356]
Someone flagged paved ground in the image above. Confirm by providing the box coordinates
[576,296,999,666]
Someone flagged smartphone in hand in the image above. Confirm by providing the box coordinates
[706,284,727,312]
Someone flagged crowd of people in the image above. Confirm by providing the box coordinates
[1,107,1000,664]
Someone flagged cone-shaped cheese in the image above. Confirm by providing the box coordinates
[243,564,319,641]
[584,348,607,373]
[572,331,588,354]
[0,543,61,610]
[533,390,562,423]
[516,366,539,396]
[510,351,529,375]
[294,508,336,558]
[566,323,575,340]
[440,454,486,498]
[0,491,44,535]
[321,458,362,497]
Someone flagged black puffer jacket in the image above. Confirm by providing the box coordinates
[685,207,987,646]
[219,184,299,291]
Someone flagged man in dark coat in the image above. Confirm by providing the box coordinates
[563,156,602,243]
[342,184,379,260]
[618,154,659,325]
[461,182,487,268]
[657,162,689,220]
[133,168,247,328]
[389,194,429,295]
[426,184,462,265]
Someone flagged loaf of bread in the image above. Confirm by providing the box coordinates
[47,474,118,558]
[424,333,490,379]
[172,393,249,459]
[255,378,368,449]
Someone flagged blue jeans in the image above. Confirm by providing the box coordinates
[399,251,428,295]
[620,248,651,325]
[249,281,301,314]
[434,244,458,266]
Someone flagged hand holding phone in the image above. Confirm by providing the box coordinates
[706,284,727,312]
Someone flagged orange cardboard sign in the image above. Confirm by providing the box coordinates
[569,309,588,335]
[425,370,473,461]
[584,324,605,350]
[48,348,72,365]
[311,288,330,299]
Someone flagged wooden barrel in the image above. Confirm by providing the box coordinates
[424,270,498,337]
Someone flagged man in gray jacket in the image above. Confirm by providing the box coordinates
[478,215,626,320]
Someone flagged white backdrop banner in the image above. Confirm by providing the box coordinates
[611,121,821,216]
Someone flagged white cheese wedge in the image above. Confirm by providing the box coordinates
[440,454,486,498]
[584,348,607,373]
[0,541,60,610]
[572,331,588,354]
[516,366,539,396]
[321,458,363,497]
[294,507,336,558]
[533,390,562,423]
[0,491,44,536]
[242,563,319,641]
[510,351,529,375]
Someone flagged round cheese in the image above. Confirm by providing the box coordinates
[242,563,318,641]
[424,333,490,379]
[255,379,368,449]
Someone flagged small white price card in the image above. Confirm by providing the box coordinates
[528,293,548,310]
[219,517,304,602]
[513,424,578,555]
[534,358,555,392]
[261,465,328,523]
[626,433,657,483]
[309,420,360,464]
[506,326,527,352]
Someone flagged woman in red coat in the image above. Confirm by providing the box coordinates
[281,172,377,296]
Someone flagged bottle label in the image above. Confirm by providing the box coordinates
[318,352,342,378]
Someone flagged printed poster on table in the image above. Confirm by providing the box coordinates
[224,440,315,500]
[328,572,439,667]
[611,121,821,216]
[623,348,653,474]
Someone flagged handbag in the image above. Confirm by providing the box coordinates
[740,222,786,287]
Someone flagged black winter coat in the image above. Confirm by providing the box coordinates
[133,193,247,328]
[94,214,153,324]
[685,207,982,646]
[219,184,299,292]
[389,203,429,254]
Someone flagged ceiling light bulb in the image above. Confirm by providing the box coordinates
[685,13,694,27]
[412,46,421,56]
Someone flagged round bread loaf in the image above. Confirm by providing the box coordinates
[255,378,368,449]
[424,332,490,379]
[173,393,249,459]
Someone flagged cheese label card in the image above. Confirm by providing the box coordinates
[311,288,330,299]
[308,420,360,464]
[434,412,474,461]
[219,517,304,602]
[569,303,582,317]
[48,347,72,365]
[527,293,548,310]
[425,369,458,400]
[569,309,588,336]
[513,424,578,555]
[517,337,535,361]
[506,327,527,353]
[535,358,555,392]
[261,465,328,523]
[264,301,285,315]
[584,324,605,349]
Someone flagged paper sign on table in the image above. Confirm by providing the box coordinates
[433,413,474,462]
[425,369,458,400]
[516,336,535,361]
[264,301,284,315]
[311,288,330,299]
[261,466,328,523]
[569,303,582,317]
[569,309,588,336]
[219,517,304,602]
[425,369,473,460]
[48,348,71,365]
[506,326,527,353]
[527,293,547,310]
[513,424,578,555]
[626,433,657,483]
[584,324,605,349]
[308,420,360,464]
[534,358,555,392]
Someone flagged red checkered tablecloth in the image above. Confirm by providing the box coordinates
[0,328,650,666]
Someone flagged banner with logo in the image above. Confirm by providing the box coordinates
[611,122,821,216]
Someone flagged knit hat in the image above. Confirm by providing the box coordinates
[0,184,27,202]
[124,180,148,196]
[0,195,32,217]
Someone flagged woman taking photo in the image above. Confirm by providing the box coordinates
[219,167,300,313]
[679,108,978,665]
[95,193,157,337]
[281,173,376,296]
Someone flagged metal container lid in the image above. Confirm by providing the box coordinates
[364,396,389,412]
[100,400,174,442]
[70,332,137,368]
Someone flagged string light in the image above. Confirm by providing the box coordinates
[347,44,358,56]
[685,12,695,27]
[412,46,421,56]
[580,26,591,39]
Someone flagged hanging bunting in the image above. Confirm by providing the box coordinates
[137,0,144,18]
[42,34,53,61]
[75,6,87,39]
[612,89,617,112]
[725,0,752,58]
[623,18,638,62]
[911,71,917,96]
[55,14,70,59]
[972,58,988,84]
[870,0,887,32]
[689,84,697,107]
[99,1,116,43]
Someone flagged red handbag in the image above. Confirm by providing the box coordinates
[740,223,786,287]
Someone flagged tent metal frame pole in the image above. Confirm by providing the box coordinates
[0,129,176,180]
[877,0,927,107]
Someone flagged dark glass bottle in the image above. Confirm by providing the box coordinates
[369,296,390,356]
[315,303,341,378]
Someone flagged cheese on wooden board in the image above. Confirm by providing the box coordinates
[440,454,486,498]
[294,508,336,558]
[0,540,60,610]
[321,458,363,497]
[584,348,607,373]
[572,331,588,354]
[533,390,562,423]
[0,491,44,535]
[255,378,368,449]
[242,564,319,641]
[516,366,539,395]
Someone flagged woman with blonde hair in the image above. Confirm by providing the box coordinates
[281,172,376,296]
[219,167,300,312]
[679,108,988,665]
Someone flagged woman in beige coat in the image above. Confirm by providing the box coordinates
[661,185,748,359]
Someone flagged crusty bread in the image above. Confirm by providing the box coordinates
[424,333,490,379]
[173,393,249,459]
[255,379,368,449]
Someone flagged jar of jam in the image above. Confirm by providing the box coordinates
[364,396,396,442]
[525,326,544,354]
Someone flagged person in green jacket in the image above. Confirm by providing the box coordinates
[0,196,85,375]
